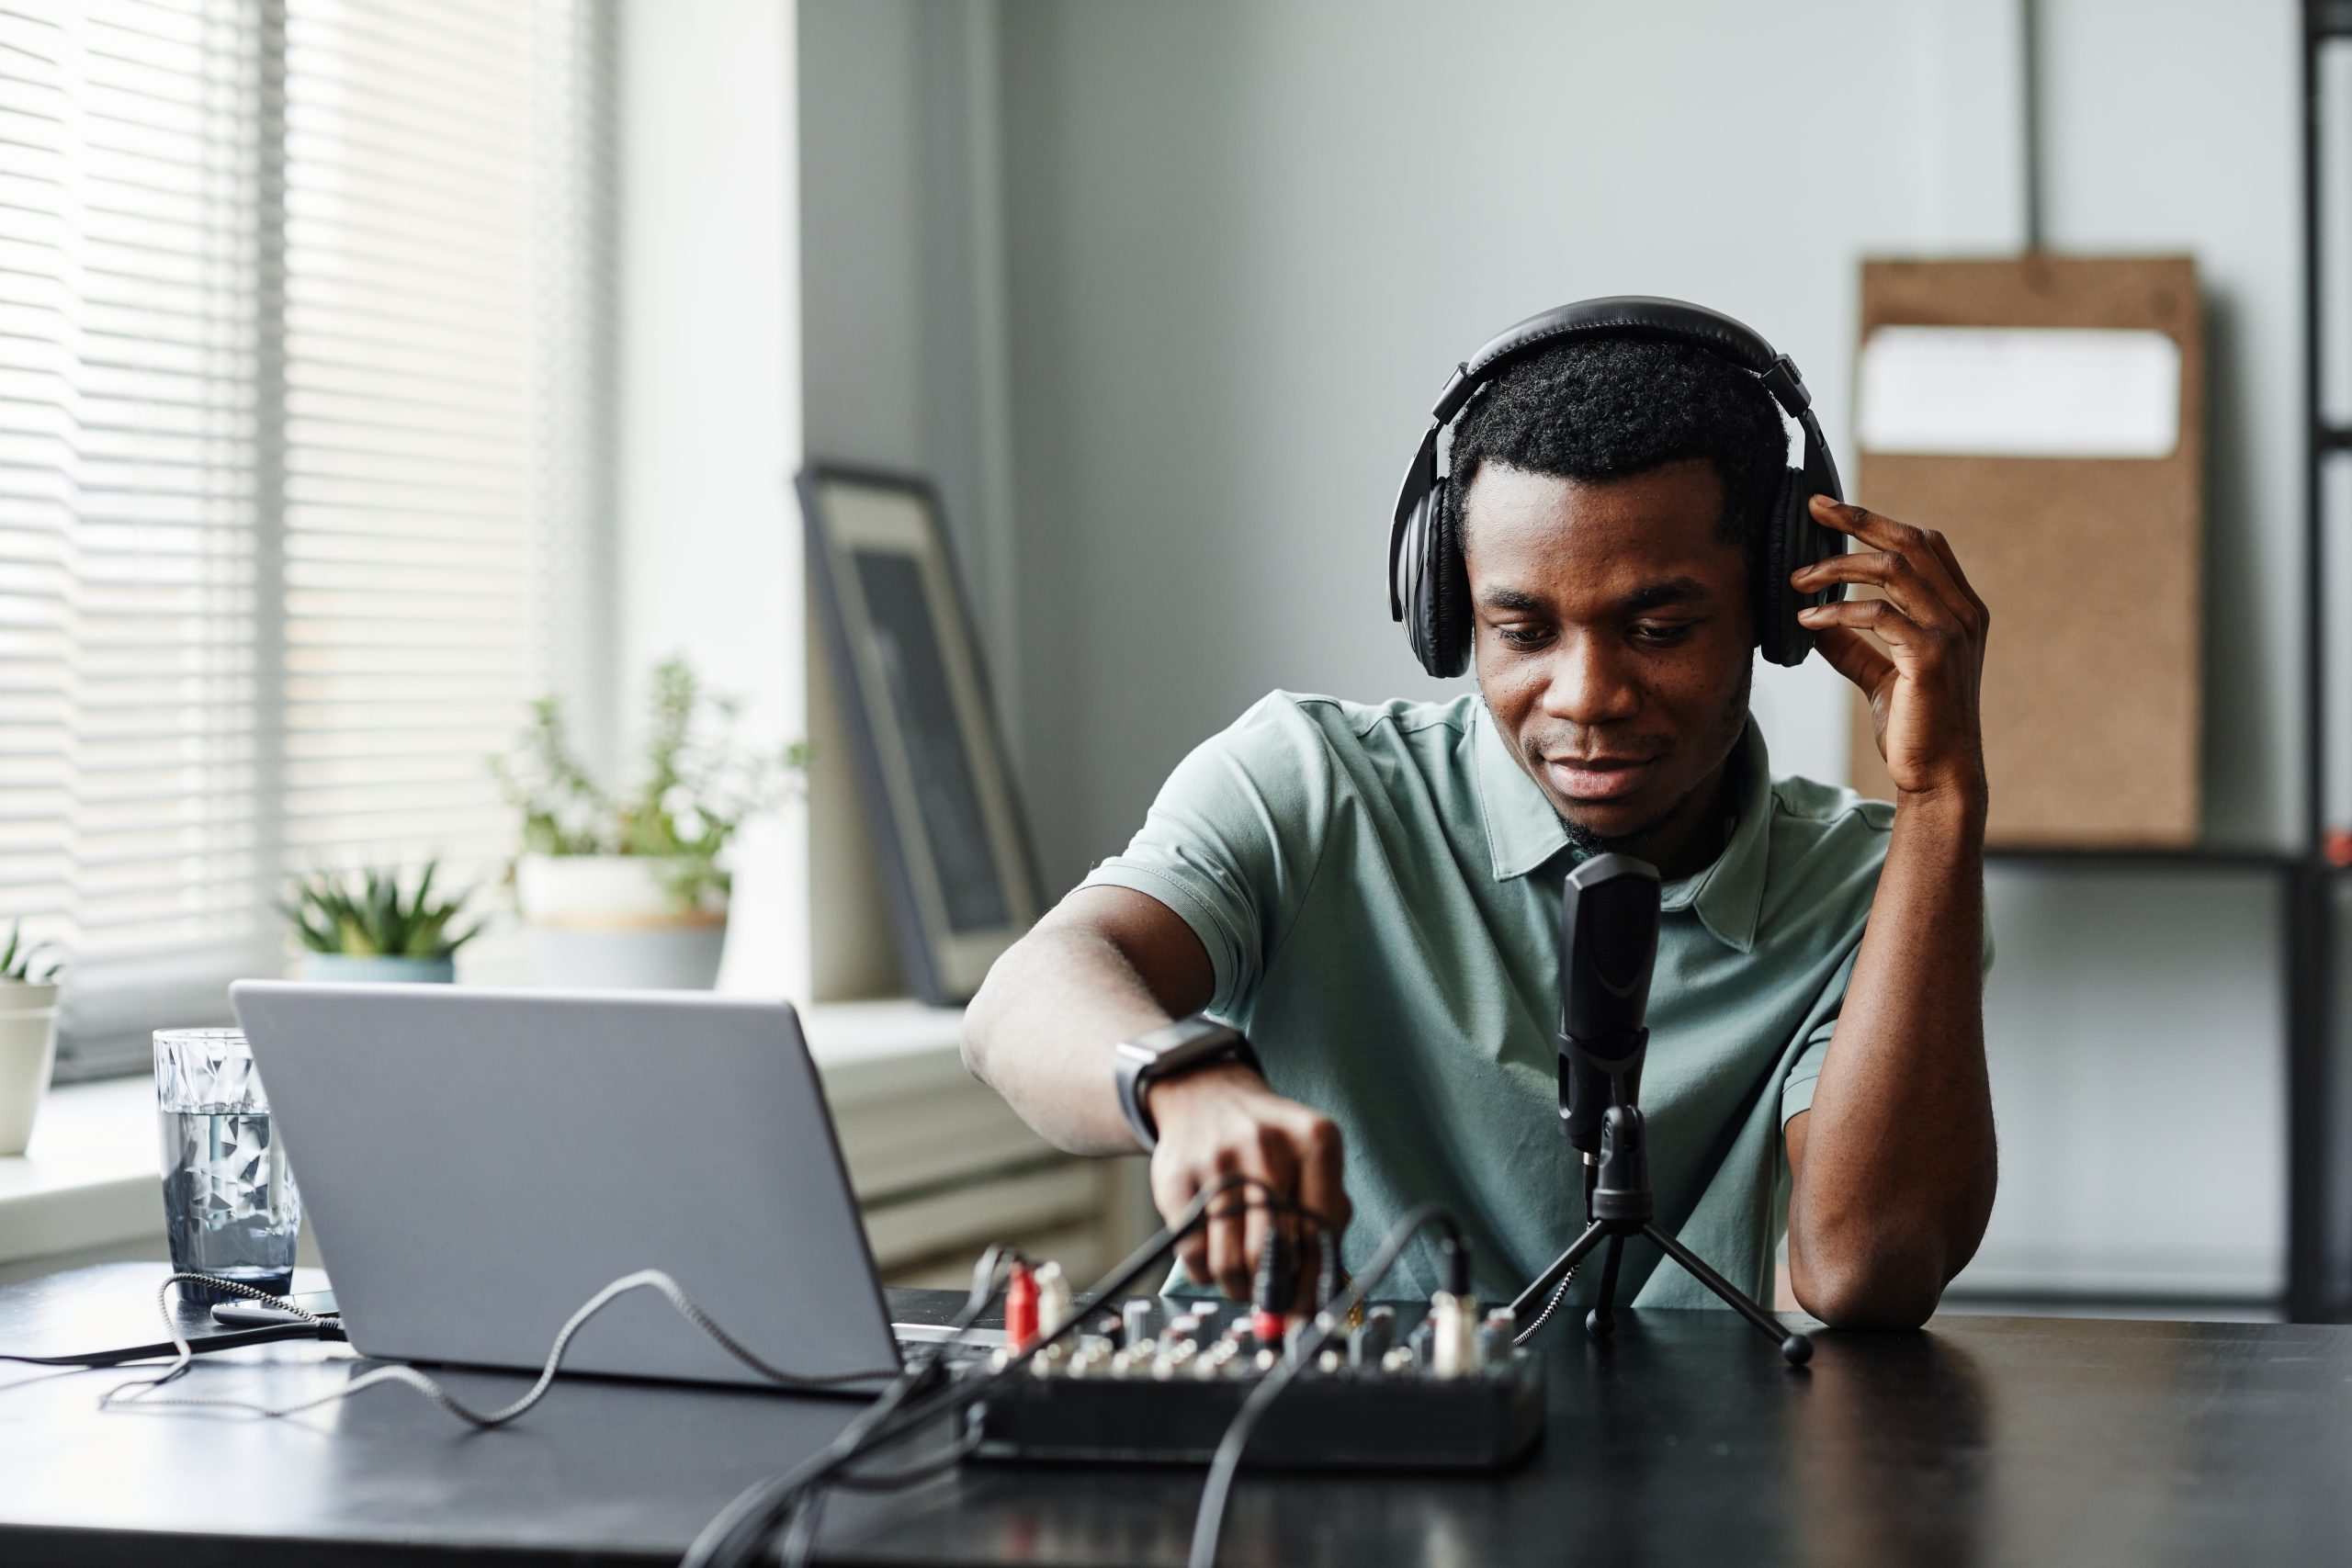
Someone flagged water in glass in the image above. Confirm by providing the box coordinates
[153,1028,300,1300]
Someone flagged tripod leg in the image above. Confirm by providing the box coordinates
[1505,1219,1611,1320]
[1641,1223,1813,1367]
[1586,1235,1625,1339]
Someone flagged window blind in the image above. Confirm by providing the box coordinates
[0,0,614,1077]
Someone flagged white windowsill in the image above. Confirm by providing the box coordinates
[0,998,969,1270]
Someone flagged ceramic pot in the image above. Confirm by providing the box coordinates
[514,853,726,990]
[0,980,61,1156]
[296,953,457,984]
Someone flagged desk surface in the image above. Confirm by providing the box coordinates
[4,1263,2349,1567]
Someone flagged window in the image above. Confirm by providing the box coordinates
[0,0,614,1076]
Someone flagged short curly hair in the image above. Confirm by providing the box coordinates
[1445,333,1791,554]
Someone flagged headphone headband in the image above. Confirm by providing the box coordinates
[1431,297,1812,423]
[1387,296,1846,677]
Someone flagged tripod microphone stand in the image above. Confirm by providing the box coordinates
[1506,853,1812,1368]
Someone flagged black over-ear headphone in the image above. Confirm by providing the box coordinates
[1387,296,1846,678]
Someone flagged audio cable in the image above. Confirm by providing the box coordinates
[0,1316,339,1370]
[698,1179,1341,1568]
[755,1247,1018,1568]
[92,1269,900,1424]
[1185,1203,1464,1568]
[14,1178,1341,1566]
[684,1175,1341,1568]
[1512,1258,1581,1347]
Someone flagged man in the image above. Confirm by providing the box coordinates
[963,324,1995,1329]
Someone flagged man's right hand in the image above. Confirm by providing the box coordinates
[960,886,1351,1301]
[1147,1062,1351,1301]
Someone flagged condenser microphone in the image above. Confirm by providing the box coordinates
[1557,853,1662,1157]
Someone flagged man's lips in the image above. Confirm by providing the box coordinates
[1544,756,1658,802]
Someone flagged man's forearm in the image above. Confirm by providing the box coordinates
[965,888,1344,1300]
[961,919,1175,1156]
[1789,787,1997,1326]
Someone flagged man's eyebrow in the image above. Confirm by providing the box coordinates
[1621,577,1710,612]
[1477,587,1549,614]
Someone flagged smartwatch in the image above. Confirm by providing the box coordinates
[1114,1017,1262,1152]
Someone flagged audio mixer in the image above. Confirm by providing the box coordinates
[962,1263,1545,1472]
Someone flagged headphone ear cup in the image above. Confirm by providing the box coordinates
[1416,480,1472,678]
[1758,468,1807,667]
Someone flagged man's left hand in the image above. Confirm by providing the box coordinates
[1792,496,1990,807]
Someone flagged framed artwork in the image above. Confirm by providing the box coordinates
[797,466,1041,1004]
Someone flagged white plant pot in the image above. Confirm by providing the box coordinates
[0,981,61,1157]
[514,853,727,990]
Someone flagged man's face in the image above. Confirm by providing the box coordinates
[1462,458,1754,857]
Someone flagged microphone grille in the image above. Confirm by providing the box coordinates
[1586,889,1655,995]
[1561,853,1661,1027]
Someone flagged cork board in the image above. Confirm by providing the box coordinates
[1847,256,2204,847]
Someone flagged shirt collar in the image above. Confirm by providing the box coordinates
[1469,704,1773,953]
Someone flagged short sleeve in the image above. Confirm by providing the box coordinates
[1779,968,1848,1128]
[1779,908,1997,1126]
[1077,694,1338,1017]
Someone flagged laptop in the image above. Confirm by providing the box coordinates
[230,981,971,1394]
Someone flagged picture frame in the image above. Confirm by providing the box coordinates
[796,465,1042,1005]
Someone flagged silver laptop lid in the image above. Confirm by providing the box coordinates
[229,982,903,1392]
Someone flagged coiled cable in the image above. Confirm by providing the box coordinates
[99,1269,899,1424]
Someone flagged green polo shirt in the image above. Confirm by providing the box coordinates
[1080,690,1902,1308]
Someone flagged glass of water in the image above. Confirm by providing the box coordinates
[153,1028,300,1301]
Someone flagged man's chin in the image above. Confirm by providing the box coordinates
[1556,802,1676,858]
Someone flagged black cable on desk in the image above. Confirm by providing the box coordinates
[0,1320,340,1368]
[825,1423,985,1489]
[683,1244,1021,1568]
[684,1176,1342,1568]
[1186,1203,1463,1568]
[702,1179,1333,1568]
[98,1270,904,1425]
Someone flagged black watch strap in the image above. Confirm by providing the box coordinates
[1114,1018,1261,1153]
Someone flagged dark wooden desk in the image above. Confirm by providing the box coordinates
[3,1262,2348,1566]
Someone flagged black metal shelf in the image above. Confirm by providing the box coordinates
[1984,845,2300,873]
[2296,0,2346,1321]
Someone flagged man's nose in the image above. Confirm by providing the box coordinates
[1540,632,1641,727]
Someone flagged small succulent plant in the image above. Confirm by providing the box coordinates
[0,920,60,984]
[280,862,482,959]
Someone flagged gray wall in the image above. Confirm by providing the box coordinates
[799,0,1012,997]
[804,0,2305,1299]
[801,0,1012,681]
[997,0,2300,874]
[1979,0,2301,1298]
[2037,0,2304,847]
[999,0,2018,878]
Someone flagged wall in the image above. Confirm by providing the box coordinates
[1962,0,2302,1299]
[980,0,2303,1299]
[2036,0,2304,850]
[797,0,1017,999]
[617,0,807,998]
[998,0,2041,884]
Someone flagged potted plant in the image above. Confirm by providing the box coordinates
[280,862,481,984]
[0,920,62,1157]
[492,656,807,989]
